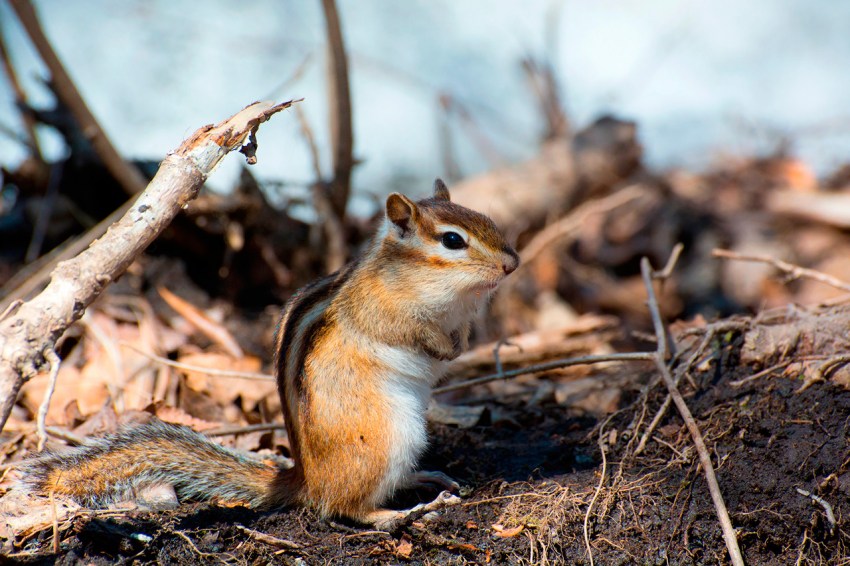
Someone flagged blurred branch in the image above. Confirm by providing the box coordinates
[295,105,346,272]
[320,0,354,219]
[441,95,505,168]
[8,0,148,195]
[522,57,569,140]
[518,184,646,267]
[712,248,850,293]
[24,160,63,262]
[436,94,462,182]
[0,100,298,433]
[0,21,42,160]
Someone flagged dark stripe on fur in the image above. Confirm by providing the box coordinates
[274,259,359,461]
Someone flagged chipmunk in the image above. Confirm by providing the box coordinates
[22,179,519,529]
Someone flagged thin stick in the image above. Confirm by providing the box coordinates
[796,488,836,534]
[654,243,685,280]
[45,425,84,445]
[121,343,274,381]
[8,0,147,196]
[36,349,61,451]
[433,352,654,394]
[204,422,287,437]
[713,248,850,294]
[641,257,744,566]
[50,489,59,553]
[25,161,64,262]
[633,393,672,456]
[234,524,301,549]
[729,361,793,388]
[583,433,608,566]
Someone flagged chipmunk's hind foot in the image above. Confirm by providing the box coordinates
[361,490,461,531]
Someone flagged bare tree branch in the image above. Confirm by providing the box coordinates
[0,21,42,160]
[8,0,147,195]
[0,100,299,433]
[320,0,354,218]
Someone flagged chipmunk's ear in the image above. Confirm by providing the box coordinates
[433,178,451,202]
[386,193,419,237]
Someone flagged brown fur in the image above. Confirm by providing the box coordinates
[24,180,518,530]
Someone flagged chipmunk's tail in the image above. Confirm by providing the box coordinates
[22,419,298,510]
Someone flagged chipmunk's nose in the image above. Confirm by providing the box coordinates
[502,247,520,275]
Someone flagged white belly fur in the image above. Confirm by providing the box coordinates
[372,343,447,503]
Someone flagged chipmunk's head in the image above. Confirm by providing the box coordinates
[380,179,519,299]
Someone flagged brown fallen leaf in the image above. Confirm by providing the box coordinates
[491,523,524,538]
[159,286,244,358]
[395,534,413,559]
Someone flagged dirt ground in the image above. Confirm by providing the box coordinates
[5,334,849,565]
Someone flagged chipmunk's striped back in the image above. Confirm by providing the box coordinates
[273,259,359,466]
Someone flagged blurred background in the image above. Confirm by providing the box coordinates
[2,0,850,320]
[2,0,850,207]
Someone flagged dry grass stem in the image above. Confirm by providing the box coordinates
[36,349,61,451]
[121,343,273,381]
[434,352,654,394]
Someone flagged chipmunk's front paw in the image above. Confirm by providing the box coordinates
[449,330,464,359]
[421,328,461,361]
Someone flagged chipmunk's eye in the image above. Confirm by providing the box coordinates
[441,231,467,250]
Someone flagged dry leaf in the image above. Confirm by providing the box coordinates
[159,287,243,357]
[395,534,413,559]
[491,523,524,538]
[20,365,109,425]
